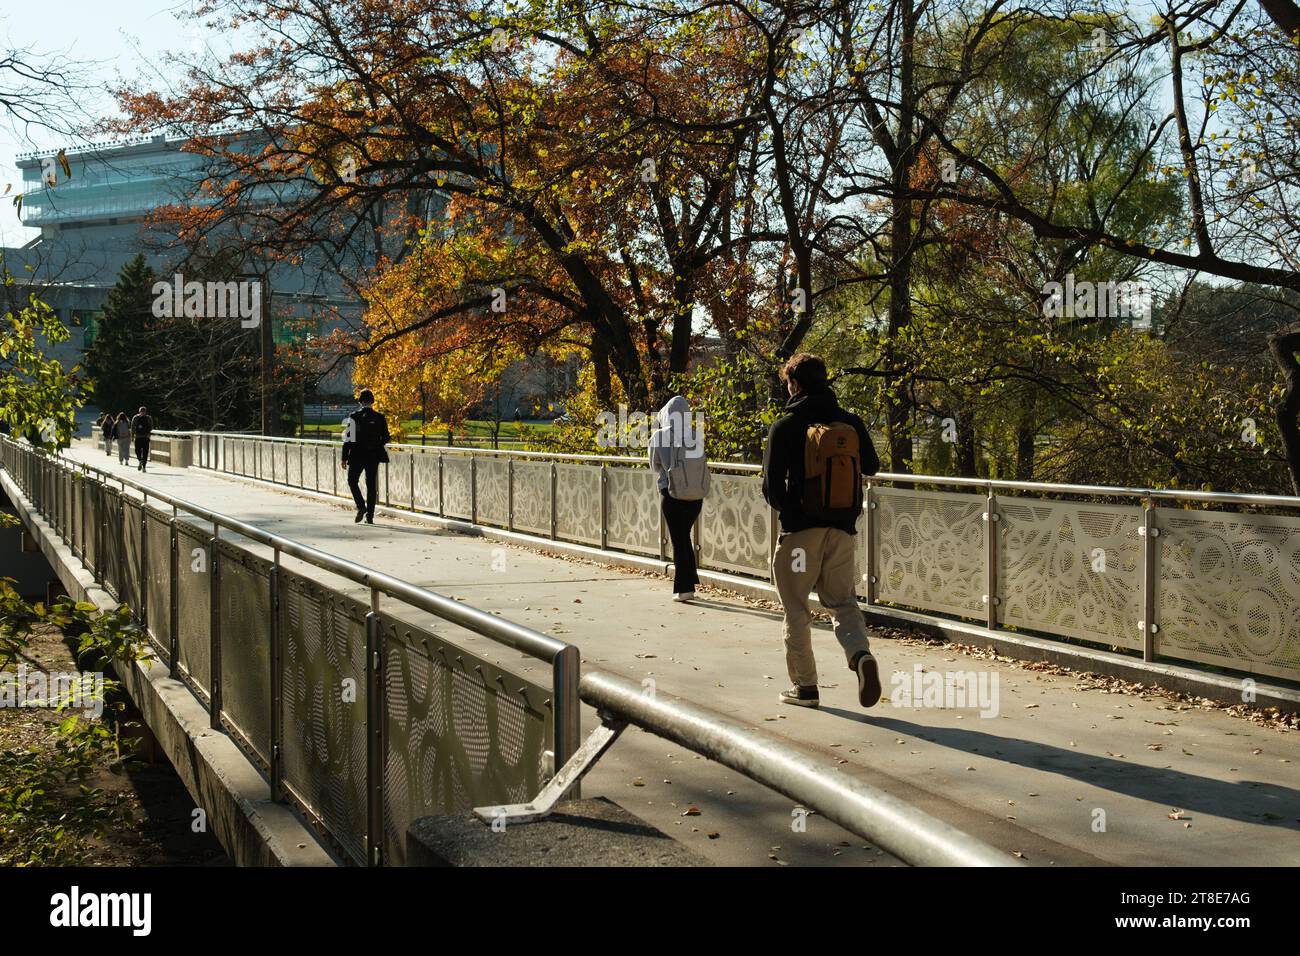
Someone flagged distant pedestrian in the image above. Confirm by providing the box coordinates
[114,412,131,465]
[761,353,882,710]
[341,389,390,524]
[649,395,709,602]
[131,406,154,472]
[100,413,114,456]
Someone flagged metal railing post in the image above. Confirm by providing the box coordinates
[768,505,780,585]
[438,453,444,516]
[270,549,283,802]
[1140,502,1160,661]
[169,513,179,667]
[139,493,149,630]
[864,482,878,605]
[470,457,478,524]
[552,644,581,790]
[984,486,1000,631]
[508,459,515,531]
[409,453,415,511]
[599,464,608,550]
[365,587,384,866]
[550,462,557,540]
[209,532,222,729]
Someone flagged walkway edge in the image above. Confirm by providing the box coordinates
[222,467,1300,715]
[0,467,338,867]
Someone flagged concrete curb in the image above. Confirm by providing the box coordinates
[0,467,337,867]
[217,467,1300,715]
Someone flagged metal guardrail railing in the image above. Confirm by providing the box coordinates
[577,671,1018,866]
[6,436,1027,866]
[1,437,578,866]
[164,430,1300,685]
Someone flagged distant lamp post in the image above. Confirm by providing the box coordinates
[238,272,274,435]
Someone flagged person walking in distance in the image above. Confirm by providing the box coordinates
[341,388,390,524]
[761,353,882,709]
[130,406,154,472]
[114,412,131,465]
[649,395,709,602]
[100,413,114,457]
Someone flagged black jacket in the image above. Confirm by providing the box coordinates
[761,385,879,535]
[342,406,391,464]
[130,414,153,440]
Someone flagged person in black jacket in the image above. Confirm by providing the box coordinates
[341,389,390,524]
[130,407,153,472]
[762,353,882,710]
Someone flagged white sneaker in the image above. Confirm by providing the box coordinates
[673,591,695,603]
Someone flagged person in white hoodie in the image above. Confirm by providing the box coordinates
[649,395,709,601]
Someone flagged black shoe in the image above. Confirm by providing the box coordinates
[354,509,364,523]
[365,515,374,524]
[779,685,820,708]
[855,653,882,708]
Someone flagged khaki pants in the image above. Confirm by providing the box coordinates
[772,526,871,687]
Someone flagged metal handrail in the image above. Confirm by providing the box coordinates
[159,429,1300,506]
[580,670,1019,867]
[2,438,581,766]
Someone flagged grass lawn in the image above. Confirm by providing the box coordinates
[297,418,558,447]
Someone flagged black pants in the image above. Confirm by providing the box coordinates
[348,459,380,518]
[135,437,150,468]
[662,493,703,593]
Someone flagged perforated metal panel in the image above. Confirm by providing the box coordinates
[314,445,334,494]
[144,508,173,660]
[121,499,143,614]
[101,488,125,601]
[442,457,472,519]
[288,442,303,487]
[388,450,412,508]
[279,568,369,865]
[380,612,552,866]
[512,461,552,535]
[1157,508,1300,681]
[475,458,508,527]
[606,467,659,555]
[699,473,770,576]
[876,487,986,619]
[217,541,272,762]
[554,463,601,545]
[175,524,212,696]
[413,453,439,512]
[998,497,1143,649]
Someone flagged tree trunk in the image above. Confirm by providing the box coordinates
[1268,325,1300,495]
[1015,405,1036,482]
[956,409,978,478]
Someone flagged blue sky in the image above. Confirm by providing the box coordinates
[0,1,211,246]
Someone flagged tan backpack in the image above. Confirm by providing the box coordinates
[801,422,862,520]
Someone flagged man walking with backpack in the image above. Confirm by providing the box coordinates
[130,407,153,472]
[341,388,390,524]
[762,353,882,709]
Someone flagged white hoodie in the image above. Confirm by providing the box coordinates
[648,395,707,496]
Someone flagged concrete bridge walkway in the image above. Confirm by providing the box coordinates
[62,441,1300,866]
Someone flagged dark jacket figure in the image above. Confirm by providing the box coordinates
[100,414,114,456]
[341,393,390,523]
[761,357,882,712]
[761,386,878,536]
[130,409,153,472]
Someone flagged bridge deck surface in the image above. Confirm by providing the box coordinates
[61,441,1300,866]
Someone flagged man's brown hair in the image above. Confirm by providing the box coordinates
[779,353,828,392]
